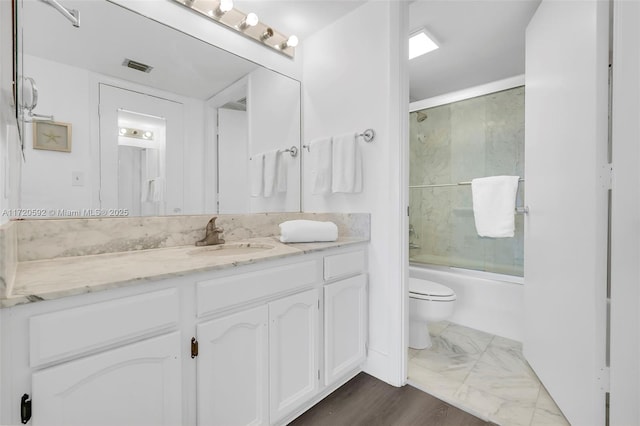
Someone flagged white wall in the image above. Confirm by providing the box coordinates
[111,0,302,81]
[610,1,640,424]
[249,67,301,213]
[302,1,408,386]
[20,54,207,215]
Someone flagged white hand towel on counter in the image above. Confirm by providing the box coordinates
[250,153,264,197]
[309,137,332,195]
[279,220,339,243]
[471,176,520,238]
[332,132,362,193]
[276,151,288,193]
[263,149,278,197]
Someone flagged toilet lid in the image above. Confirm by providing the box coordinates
[409,279,455,298]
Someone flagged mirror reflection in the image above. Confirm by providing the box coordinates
[18,0,301,217]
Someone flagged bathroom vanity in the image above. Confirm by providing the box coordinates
[0,214,369,426]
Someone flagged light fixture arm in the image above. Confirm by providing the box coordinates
[38,0,80,27]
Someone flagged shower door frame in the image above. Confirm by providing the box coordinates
[408,75,526,279]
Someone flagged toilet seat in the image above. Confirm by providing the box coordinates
[409,279,456,302]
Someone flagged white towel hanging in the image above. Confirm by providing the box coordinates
[310,137,332,195]
[471,176,520,238]
[332,132,362,193]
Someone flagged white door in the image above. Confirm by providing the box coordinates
[99,84,184,215]
[217,108,249,213]
[324,274,367,386]
[524,1,609,425]
[269,289,319,423]
[32,332,182,426]
[196,306,269,426]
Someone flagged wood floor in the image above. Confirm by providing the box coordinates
[290,373,493,426]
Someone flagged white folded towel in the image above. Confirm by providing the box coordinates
[263,149,278,197]
[471,176,520,238]
[250,153,264,197]
[276,152,287,193]
[332,132,362,193]
[279,220,339,243]
[310,137,333,195]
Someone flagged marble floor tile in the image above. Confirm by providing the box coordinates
[408,361,463,401]
[408,323,566,426]
[455,384,536,426]
[464,360,541,403]
[440,323,494,354]
[411,342,478,382]
[531,386,569,426]
[435,324,494,358]
[428,320,451,337]
[480,341,535,377]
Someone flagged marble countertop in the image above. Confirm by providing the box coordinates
[2,237,367,308]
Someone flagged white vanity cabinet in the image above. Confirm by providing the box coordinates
[269,289,320,423]
[196,289,321,426]
[196,306,269,426]
[31,332,182,426]
[0,244,368,426]
[323,274,367,386]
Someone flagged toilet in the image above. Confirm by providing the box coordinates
[409,278,456,349]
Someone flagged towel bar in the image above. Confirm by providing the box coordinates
[279,146,298,157]
[302,128,376,152]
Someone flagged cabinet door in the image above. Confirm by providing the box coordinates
[269,289,319,423]
[324,275,367,385]
[197,306,269,426]
[32,332,182,426]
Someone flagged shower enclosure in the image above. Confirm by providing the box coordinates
[409,86,525,277]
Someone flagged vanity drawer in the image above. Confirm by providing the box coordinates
[30,288,179,367]
[196,259,321,317]
[323,249,366,281]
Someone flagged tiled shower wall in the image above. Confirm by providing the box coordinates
[409,86,525,276]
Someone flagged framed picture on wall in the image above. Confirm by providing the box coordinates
[32,121,72,152]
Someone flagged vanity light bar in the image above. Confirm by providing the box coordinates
[172,0,298,59]
[119,127,154,141]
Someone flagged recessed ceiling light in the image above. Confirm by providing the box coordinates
[409,30,439,60]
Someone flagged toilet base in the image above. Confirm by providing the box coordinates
[409,319,433,349]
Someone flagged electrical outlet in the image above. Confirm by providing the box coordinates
[72,171,84,187]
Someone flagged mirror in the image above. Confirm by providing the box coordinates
[17,0,301,217]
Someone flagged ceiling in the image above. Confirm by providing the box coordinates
[233,1,367,40]
[409,0,541,102]
[22,0,262,100]
[22,0,540,103]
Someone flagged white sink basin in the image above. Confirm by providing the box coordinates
[188,242,274,257]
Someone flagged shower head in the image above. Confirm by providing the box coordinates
[416,112,428,123]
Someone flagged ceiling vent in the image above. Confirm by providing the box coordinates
[122,58,153,73]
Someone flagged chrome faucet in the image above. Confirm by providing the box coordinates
[196,217,225,246]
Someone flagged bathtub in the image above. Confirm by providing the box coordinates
[409,264,525,341]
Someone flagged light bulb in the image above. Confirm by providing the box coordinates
[119,128,127,135]
[143,131,152,139]
[238,12,258,30]
[260,28,274,41]
[245,12,258,27]
[286,35,299,48]
[279,35,299,50]
[219,0,233,12]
